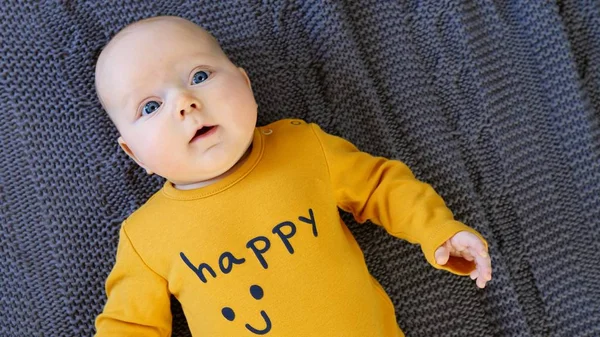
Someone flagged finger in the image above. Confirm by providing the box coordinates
[476,275,487,288]
[446,241,464,257]
[449,238,466,253]
[479,267,490,288]
[467,236,488,258]
[473,268,486,288]
[461,250,475,261]
[470,270,478,280]
[470,247,492,281]
[435,246,450,265]
[451,232,487,257]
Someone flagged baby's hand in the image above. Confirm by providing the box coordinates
[434,231,492,288]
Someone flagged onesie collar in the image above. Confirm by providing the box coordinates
[161,127,264,200]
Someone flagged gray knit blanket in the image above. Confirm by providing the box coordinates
[2,1,599,336]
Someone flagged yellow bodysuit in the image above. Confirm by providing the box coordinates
[95,119,485,337]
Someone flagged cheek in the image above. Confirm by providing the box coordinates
[212,75,256,113]
[128,125,172,164]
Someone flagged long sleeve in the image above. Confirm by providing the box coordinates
[95,224,173,337]
[311,123,486,275]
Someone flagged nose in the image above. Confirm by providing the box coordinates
[175,91,201,117]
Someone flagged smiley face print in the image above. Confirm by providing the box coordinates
[221,284,272,335]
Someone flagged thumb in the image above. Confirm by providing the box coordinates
[435,246,450,265]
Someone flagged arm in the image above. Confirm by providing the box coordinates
[311,123,487,275]
[95,225,172,337]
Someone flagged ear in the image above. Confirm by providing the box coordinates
[238,67,252,90]
[118,137,154,175]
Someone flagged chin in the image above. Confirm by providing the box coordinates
[172,148,248,184]
[205,155,242,178]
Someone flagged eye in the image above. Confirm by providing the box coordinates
[191,70,211,85]
[142,100,161,116]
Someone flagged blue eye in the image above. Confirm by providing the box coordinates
[191,70,210,85]
[142,101,161,115]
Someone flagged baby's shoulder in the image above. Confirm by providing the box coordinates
[120,190,167,234]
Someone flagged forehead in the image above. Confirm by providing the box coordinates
[102,20,221,75]
[116,19,217,52]
[96,20,224,111]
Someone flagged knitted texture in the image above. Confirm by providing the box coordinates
[1,1,599,336]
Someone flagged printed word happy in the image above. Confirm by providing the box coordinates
[180,208,318,284]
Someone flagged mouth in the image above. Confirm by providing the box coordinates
[190,125,217,143]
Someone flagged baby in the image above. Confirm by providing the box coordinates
[94,15,492,337]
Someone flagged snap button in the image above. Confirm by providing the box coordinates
[261,128,273,135]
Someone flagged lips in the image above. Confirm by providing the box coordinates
[190,125,217,143]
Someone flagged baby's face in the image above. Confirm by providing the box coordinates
[96,17,257,188]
